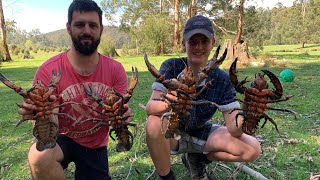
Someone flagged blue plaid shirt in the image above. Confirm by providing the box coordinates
[152,57,239,138]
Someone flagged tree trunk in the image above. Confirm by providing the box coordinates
[0,0,12,62]
[234,0,244,44]
[159,0,163,13]
[224,39,250,64]
[224,0,250,64]
[173,0,180,53]
[188,0,197,19]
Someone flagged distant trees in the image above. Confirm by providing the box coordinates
[98,0,320,56]
[2,0,320,58]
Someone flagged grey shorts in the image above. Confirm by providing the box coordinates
[170,124,221,155]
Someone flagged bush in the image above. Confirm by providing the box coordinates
[98,34,119,57]
[12,47,20,55]
[23,50,33,59]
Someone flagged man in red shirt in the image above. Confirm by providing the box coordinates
[18,0,132,179]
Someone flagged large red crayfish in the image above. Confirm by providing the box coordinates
[144,46,226,138]
[0,70,74,151]
[229,58,297,135]
[83,67,138,152]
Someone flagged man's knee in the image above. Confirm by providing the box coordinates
[145,115,162,138]
[28,143,62,168]
[244,141,261,162]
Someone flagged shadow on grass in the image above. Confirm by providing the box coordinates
[272,53,320,60]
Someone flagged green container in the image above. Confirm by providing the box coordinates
[280,69,294,82]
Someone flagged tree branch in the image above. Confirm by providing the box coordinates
[234,162,268,180]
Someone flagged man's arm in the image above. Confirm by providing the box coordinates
[146,90,170,116]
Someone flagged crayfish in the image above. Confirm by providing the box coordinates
[229,58,297,135]
[83,67,138,152]
[0,70,74,151]
[144,46,226,138]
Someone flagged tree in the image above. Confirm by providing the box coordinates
[188,0,197,19]
[173,0,181,52]
[0,0,11,61]
[224,0,251,63]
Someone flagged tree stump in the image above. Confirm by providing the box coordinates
[223,39,250,65]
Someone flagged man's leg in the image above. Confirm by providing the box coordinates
[181,153,211,180]
[145,115,176,179]
[204,127,261,162]
[28,142,65,180]
[73,146,111,180]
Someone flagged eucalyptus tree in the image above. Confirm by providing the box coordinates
[0,0,11,61]
[100,0,269,56]
[100,0,173,54]
[270,0,320,47]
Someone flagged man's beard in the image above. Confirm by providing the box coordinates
[71,34,100,55]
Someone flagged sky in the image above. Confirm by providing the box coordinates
[3,0,296,34]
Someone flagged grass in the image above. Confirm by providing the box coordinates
[0,46,320,179]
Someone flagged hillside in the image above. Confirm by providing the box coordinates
[43,26,129,49]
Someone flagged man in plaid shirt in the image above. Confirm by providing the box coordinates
[145,15,261,180]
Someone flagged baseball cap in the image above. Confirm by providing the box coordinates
[183,15,214,41]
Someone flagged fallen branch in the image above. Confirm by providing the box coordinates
[234,162,268,180]
[139,103,147,110]
[310,173,320,180]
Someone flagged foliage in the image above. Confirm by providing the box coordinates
[139,15,173,55]
[3,0,320,58]
[98,34,119,57]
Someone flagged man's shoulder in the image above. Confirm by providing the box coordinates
[99,53,123,67]
[210,67,229,79]
[160,57,187,72]
[40,52,66,69]
[163,57,187,65]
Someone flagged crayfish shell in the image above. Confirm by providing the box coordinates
[33,121,58,151]
[115,127,134,152]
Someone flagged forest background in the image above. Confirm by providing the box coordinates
[1,0,320,60]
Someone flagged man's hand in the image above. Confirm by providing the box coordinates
[123,104,133,123]
[163,90,192,111]
[17,98,36,124]
[17,95,59,126]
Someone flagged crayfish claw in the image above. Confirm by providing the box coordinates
[50,69,61,87]
[127,66,138,95]
[261,69,283,99]
[212,45,221,61]
[217,48,228,63]
[229,58,238,81]
[144,52,164,82]
[0,73,27,97]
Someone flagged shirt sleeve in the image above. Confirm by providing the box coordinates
[33,66,53,86]
[151,58,174,92]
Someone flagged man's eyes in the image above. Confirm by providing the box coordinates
[188,40,211,46]
[74,23,99,28]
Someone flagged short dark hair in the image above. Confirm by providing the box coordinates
[68,0,103,26]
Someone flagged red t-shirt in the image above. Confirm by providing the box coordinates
[33,51,128,149]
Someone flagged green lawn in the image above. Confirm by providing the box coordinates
[0,46,319,179]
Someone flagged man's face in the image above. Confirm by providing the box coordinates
[184,34,214,66]
[68,11,103,55]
